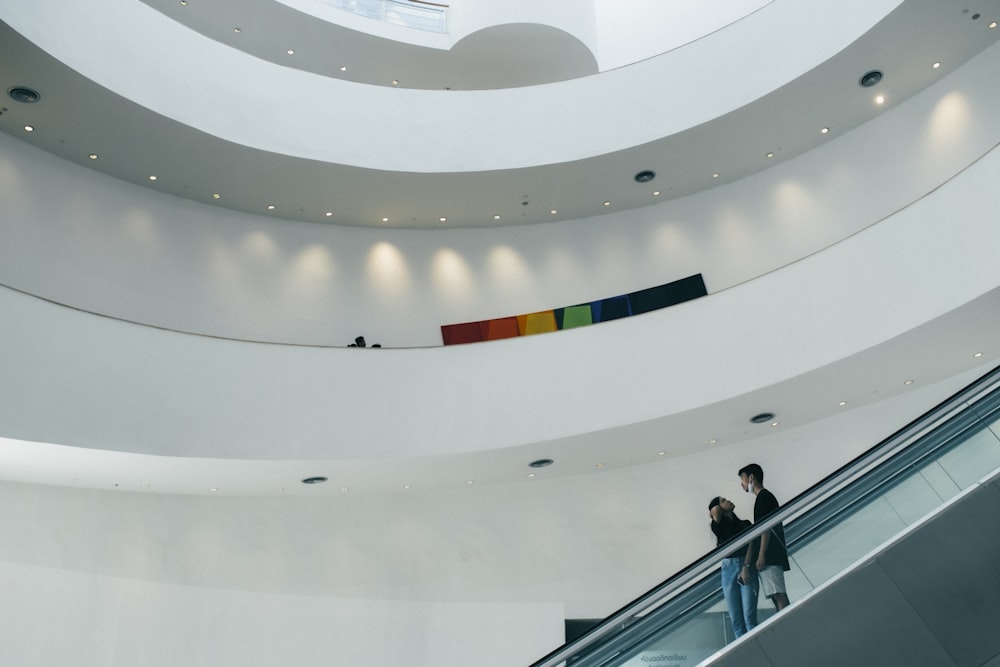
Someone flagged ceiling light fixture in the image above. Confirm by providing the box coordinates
[549,209,557,215]
[529,458,554,468]
[765,152,775,158]
[989,20,997,29]
[301,476,328,485]
[653,191,660,196]
[603,201,611,206]
[839,401,847,406]
[527,473,536,478]
[904,379,914,385]
[771,421,780,427]
[234,27,241,33]
[439,217,447,222]
[932,61,941,69]
[820,127,830,134]
[381,217,389,222]
[8,86,40,103]
[492,214,501,220]
[712,172,720,178]
[875,95,886,105]
[23,125,34,132]
[287,49,295,55]
[148,175,157,181]
[392,80,399,86]
[88,153,98,160]
[212,193,220,199]
[634,170,656,183]
[859,70,883,87]
[658,451,666,456]
[267,204,276,210]
[339,65,348,72]
[325,211,333,217]
[709,439,717,444]
[750,412,775,424]
[974,352,984,358]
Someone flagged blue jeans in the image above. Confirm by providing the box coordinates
[720,557,758,638]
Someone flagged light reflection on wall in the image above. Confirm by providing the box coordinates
[286,244,335,298]
[772,179,818,234]
[486,244,532,293]
[923,92,971,159]
[648,220,695,262]
[242,230,280,267]
[121,209,160,247]
[431,248,475,304]
[366,242,412,301]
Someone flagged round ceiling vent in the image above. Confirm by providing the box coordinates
[8,86,40,103]
[529,458,554,468]
[749,412,775,424]
[634,170,656,183]
[858,70,883,87]
[301,476,328,484]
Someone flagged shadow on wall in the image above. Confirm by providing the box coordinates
[441,273,706,345]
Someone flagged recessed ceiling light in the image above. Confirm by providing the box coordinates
[549,209,557,215]
[820,127,830,134]
[466,480,474,485]
[652,191,660,196]
[839,401,847,406]
[403,484,412,489]
[212,193,220,199]
[904,379,914,385]
[88,153,98,160]
[267,204,276,210]
[287,49,295,55]
[23,125,33,132]
[859,70,883,87]
[875,95,885,105]
[325,211,333,217]
[770,421,780,427]
[932,61,941,69]
[340,65,348,72]
[712,172,720,178]
[148,175,157,181]
[974,351,984,358]
[234,27,241,33]
[179,0,187,5]
[392,80,399,86]
[492,214,501,220]
[595,463,606,468]
[340,487,350,492]
[709,439,717,444]
[765,152,775,158]
[439,217,447,222]
[658,451,666,456]
[989,21,997,29]
[527,472,536,478]
[603,201,611,206]
[381,217,389,222]
[301,476,328,485]
[209,487,218,492]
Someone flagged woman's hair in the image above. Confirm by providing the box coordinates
[708,496,721,511]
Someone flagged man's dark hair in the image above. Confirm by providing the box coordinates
[738,463,764,484]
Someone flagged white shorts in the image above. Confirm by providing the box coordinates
[759,565,787,598]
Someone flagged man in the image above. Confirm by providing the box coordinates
[739,463,790,612]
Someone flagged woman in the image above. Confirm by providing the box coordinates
[709,496,759,638]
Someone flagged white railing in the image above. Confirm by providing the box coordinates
[316,0,447,33]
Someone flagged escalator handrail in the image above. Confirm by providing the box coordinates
[529,363,1000,667]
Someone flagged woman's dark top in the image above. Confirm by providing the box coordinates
[711,514,754,560]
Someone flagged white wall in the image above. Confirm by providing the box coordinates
[0,369,987,666]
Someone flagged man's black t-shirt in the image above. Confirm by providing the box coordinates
[754,488,790,571]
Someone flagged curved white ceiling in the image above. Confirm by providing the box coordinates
[3,0,901,172]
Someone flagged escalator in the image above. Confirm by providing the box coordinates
[530,365,1000,667]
